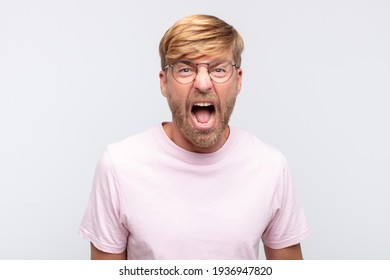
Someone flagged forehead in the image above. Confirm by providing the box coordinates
[181,51,234,63]
[180,54,233,63]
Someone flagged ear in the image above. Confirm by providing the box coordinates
[159,70,167,97]
[236,67,243,95]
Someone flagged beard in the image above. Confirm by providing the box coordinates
[166,91,237,149]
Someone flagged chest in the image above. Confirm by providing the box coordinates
[116,164,278,259]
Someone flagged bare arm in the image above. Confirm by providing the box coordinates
[264,243,303,260]
[90,243,127,260]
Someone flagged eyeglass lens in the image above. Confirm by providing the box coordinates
[171,60,236,84]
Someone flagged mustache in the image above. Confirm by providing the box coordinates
[185,91,220,110]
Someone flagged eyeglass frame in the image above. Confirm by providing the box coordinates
[163,59,240,84]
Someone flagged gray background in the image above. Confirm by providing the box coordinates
[1,0,389,259]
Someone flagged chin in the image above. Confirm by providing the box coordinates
[184,126,224,150]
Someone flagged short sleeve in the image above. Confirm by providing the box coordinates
[262,157,309,249]
[78,149,129,254]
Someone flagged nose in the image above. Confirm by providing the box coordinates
[193,65,213,92]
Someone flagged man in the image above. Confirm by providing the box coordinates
[79,14,309,260]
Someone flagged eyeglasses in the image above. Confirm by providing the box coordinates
[163,60,240,84]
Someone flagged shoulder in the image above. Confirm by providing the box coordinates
[233,128,287,164]
[101,127,159,169]
[107,127,155,155]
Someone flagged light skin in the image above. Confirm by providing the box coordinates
[264,244,303,260]
[160,55,242,153]
[91,54,303,260]
[90,243,303,260]
[91,243,127,260]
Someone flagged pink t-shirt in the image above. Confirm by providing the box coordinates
[79,125,309,259]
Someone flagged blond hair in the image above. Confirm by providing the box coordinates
[159,14,244,69]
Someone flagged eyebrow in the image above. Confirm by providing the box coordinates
[176,59,231,65]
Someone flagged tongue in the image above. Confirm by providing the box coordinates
[194,107,211,123]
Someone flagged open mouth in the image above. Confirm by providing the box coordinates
[191,102,216,129]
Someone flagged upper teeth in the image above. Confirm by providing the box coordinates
[194,103,212,107]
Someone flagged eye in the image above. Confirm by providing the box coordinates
[174,62,196,76]
[210,63,229,76]
[178,67,193,73]
[213,67,227,73]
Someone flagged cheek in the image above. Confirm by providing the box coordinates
[233,78,242,94]
[166,87,188,110]
[167,83,192,102]
[220,84,240,101]
[236,83,242,95]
